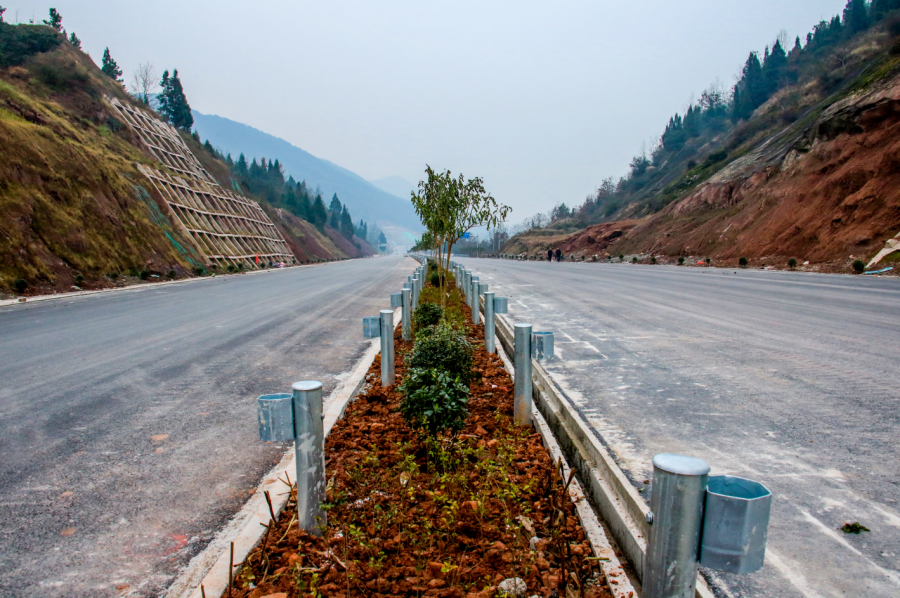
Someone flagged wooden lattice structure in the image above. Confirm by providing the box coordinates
[107,96,294,268]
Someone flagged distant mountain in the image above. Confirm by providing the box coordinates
[370,176,415,201]
[191,112,421,237]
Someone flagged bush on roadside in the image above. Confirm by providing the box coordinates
[227,264,235,272]
[632,257,638,263]
[430,270,441,287]
[74,274,85,285]
[167,270,176,279]
[139,270,150,280]
[414,302,443,329]
[852,259,866,274]
[678,257,685,265]
[398,367,470,436]
[739,257,748,267]
[128,268,139,277]
[13,279,27,293]
[705,258,711,266]
[108,272,119,280]
[788,258,797,270]
[406,322,474,384]
[193,267,205,276]
[651,256,657,264]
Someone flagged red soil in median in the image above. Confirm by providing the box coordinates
[231,292,615,598]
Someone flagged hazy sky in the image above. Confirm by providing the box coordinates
[11,1,847,222]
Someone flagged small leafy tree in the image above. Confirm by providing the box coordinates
[43,8,62,31]
[852,259,866,274]
[788,258,797,270]
[739,256,748,267]
[411,166,510,307]
[101,48,123,83]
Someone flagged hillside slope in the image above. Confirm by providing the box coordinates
[506,15,900,272]
[191,111,421,235]
[0,24,365,296]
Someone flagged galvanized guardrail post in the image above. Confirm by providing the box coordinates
[643,454,773,597]
[470,276,479,311]
[380,309,395,387]
[292,381,327,535]
[401,287,412,341]
[471,278,482,324]
[483,291,495,353]
[644,454,710,598]
[412,277,419,311]
[513,323,532,425]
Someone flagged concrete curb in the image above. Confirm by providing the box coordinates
[492,307,714,598]
[165,308,402,598]
[492,321,636,598]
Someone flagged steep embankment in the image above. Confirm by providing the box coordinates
[612,69,900,268]
[506,19,900,271]
[0,24,365,297]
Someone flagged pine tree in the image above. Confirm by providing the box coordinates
[157,69,193,131]
[43,8,62,31]
[310,194,328,229]
[69,31,81,49]
[732,52,766,120]
[843,0,868,35]
[236,153,249,177]
[329,193,342,213]
[101,48,123,83]
[340,205,354,238]
[763,40,787,94]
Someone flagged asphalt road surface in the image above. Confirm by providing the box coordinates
[0,256,414,597]
[457,257,900,598]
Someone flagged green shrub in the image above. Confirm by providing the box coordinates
[415,302,443,330]
[0,22,62,68]
[34,62,89,92]
[407,323,474,384]
[128,268,139,277]
[227,264,235,272]
[139,270,150,280]
[651,256,657,264]
[739,257,748,267]
[430,271,440,287]
[852,259,866,274]
[788,258,797,270]
[705,258,711,266]
[74,274,85,285]
[108,272,119,280]
[398,367,470,436]
[678,257,685,265]
[237,263,244,270]
[632,256,638,263]
[193,267,205,276]
[167,270,176,279]
[13,278,27,293]
[619,254,625,260]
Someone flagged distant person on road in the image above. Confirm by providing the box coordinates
[555,248,562,262]
[547,249,553,262]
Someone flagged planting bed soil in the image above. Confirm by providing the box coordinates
[229,282,614,598]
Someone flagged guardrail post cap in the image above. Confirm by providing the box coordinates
[652,453,711,476]
[292,380,323,392]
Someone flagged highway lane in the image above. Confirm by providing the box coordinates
[0,256,414,597]
[457,257,900,598]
